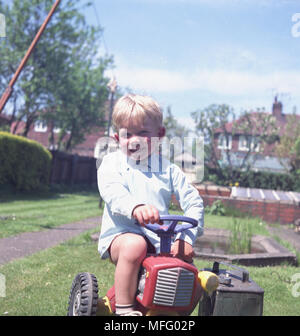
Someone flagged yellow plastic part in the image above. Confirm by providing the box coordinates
[146,310,180,316]
[96,296,113,316]
[198,271,219,294]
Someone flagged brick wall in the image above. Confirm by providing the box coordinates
[195,186,300,225]
[171,185,300,225]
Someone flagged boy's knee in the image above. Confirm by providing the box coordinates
[119,234,147,263]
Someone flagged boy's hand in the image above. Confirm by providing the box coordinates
[132,204,160,226]
[171,240,194,263]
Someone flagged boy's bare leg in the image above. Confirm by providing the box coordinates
[110,233,147,310]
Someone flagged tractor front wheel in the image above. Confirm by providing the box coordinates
[67,272,98,316]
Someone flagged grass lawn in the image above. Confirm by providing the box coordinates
[0,190,102,238]
[0,192,299,316]
[0,228,299,316]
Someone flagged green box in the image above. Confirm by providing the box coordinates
[198,262,264,316]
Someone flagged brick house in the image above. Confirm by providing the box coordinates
[10,119,107,157]
[8,99,115,157]
[213,97,300,173]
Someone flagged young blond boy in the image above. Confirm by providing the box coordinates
[97,93,204,316]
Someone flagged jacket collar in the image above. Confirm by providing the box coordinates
[119,150,164,173]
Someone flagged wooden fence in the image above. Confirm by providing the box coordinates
[50,150,97,185]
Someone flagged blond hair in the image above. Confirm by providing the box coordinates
[112,94,163,131]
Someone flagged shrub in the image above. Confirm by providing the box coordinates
[205,200,226,216]
[0,132,52,191]
[205,166,300,191]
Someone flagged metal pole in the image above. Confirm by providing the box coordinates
[0,0,61,113]
[107,91,114,137]
[99,77,117,209]
[106,77,117,137]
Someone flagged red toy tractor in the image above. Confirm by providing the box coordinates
[67,215,219,316]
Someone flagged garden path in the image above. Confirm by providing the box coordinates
[267,225,300,253]
[0,216,299,266]
[0,217,100,266]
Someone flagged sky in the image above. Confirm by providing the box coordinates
[80,0,300,130]
[1,0,300,130]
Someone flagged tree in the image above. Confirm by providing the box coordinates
[191,104,234,169]
[230,109,279,170]
[51,57,109,151]
[191,104,279,182]
[275,114,300,173]
[163,106,190,139]
[0,0,112,150]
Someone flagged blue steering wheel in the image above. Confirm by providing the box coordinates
[144,215,197,234]
[142,215,198,254]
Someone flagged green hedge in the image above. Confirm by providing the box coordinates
[0,132,52,191]
[205,166,300,192]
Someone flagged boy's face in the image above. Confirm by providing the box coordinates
[115,117,165,161]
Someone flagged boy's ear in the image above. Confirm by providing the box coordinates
[158,127,166,139]
[114,133,119,142]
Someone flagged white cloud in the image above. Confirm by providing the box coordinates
[134,0,296,7]
[116,67,190,92]
[115,65,300,98]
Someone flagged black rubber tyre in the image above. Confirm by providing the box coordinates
[67,272,99,316]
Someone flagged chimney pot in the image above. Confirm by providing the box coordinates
[272,96,283,119]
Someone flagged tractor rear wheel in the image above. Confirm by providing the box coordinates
[67,272,98,316]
